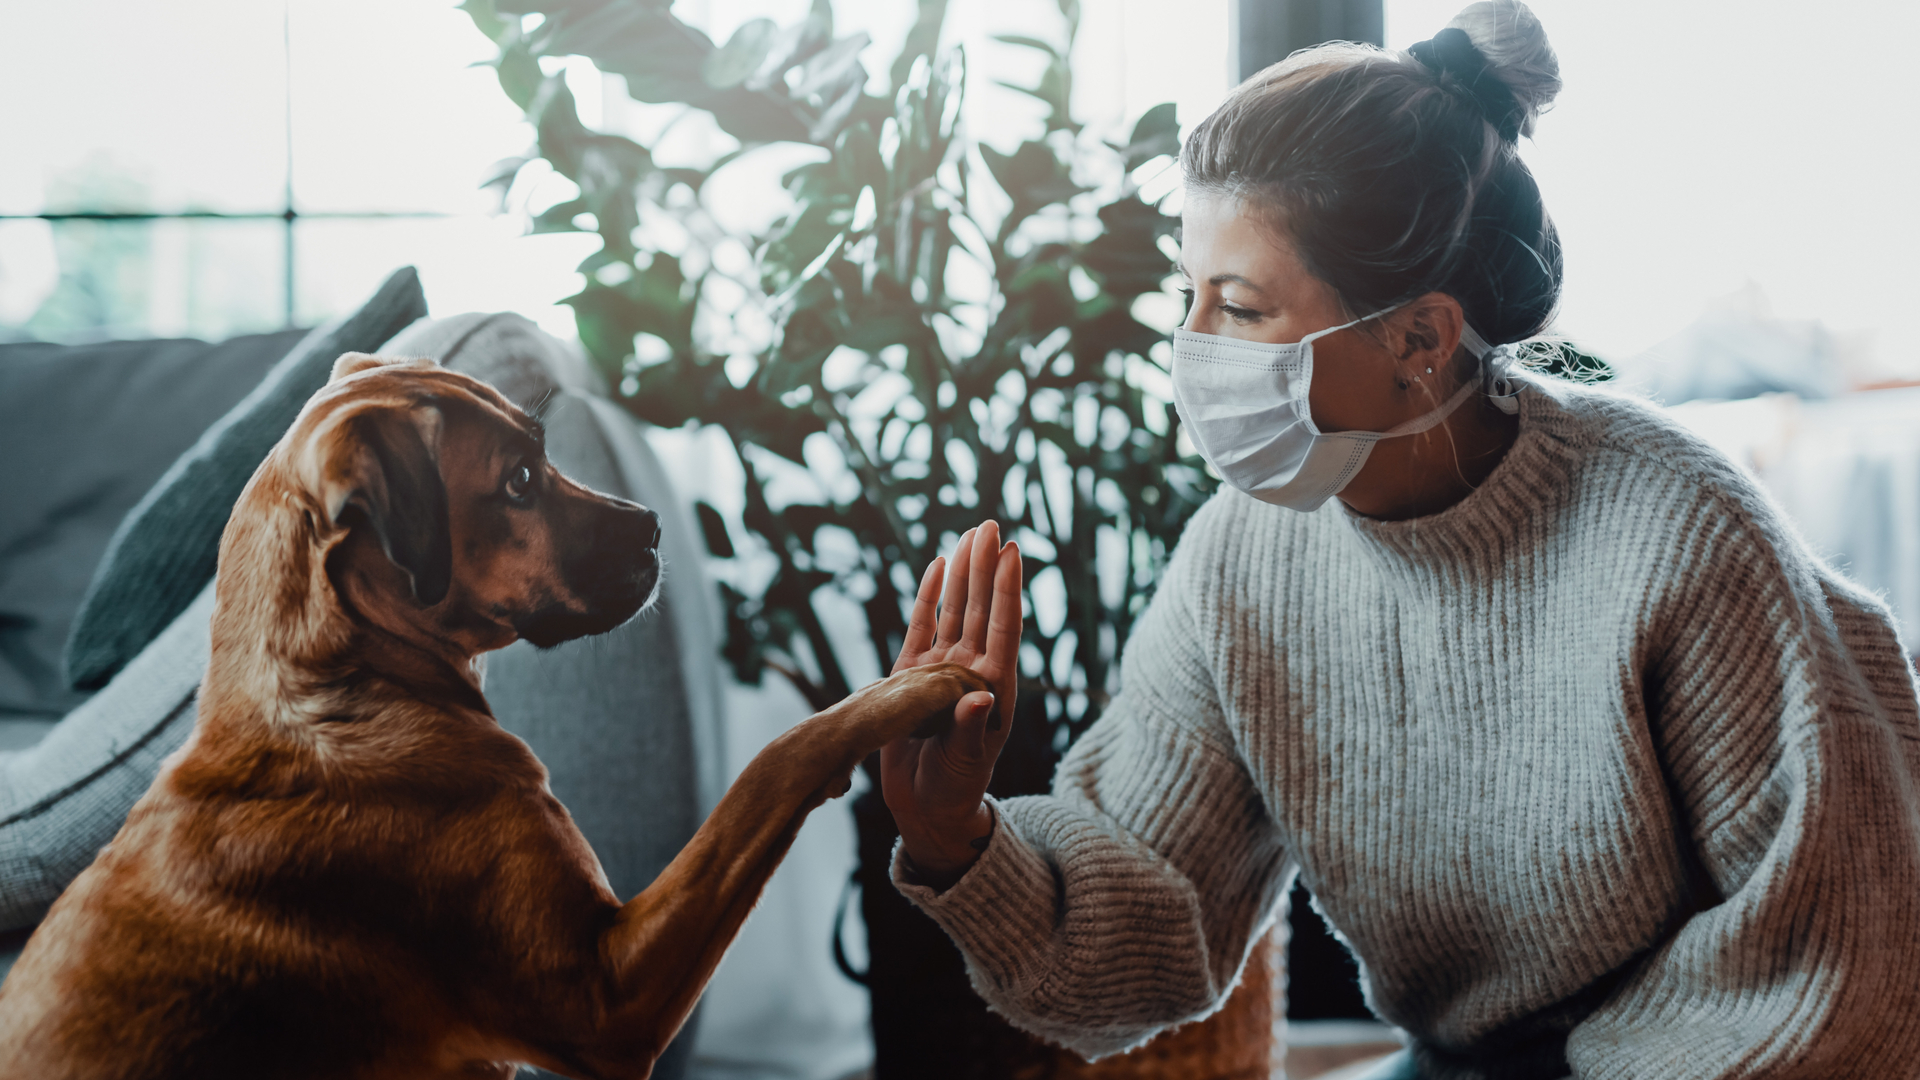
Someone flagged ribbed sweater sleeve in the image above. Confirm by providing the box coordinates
[892,509,1292,1059]
[1567,475,1920,1078]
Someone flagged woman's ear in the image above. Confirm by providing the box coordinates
[1389,293,1466,392]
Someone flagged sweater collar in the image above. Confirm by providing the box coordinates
[1334,372,1593,584]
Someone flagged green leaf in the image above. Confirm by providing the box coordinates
[1081,194,1177,294]
[889,0,950,94]
[458,0,510,44]
[1057,0,1083,37]
[991,34,1058,56]
[996,56,1074,133]
[537,5,713,103]
[764,2,835,77]
[1118,102,1180,172]
[531,197,587,233]
[703,18,778,89]
[841,312,924,352]
[705,88,811,143]
[493,38,543,111]
[694,502,736,558]
[763,203,845,298]
[808,80,865,143]
[836,121,885,191]
[792,33,869,98]
[480,155,528,196]
[980,140,1084,228]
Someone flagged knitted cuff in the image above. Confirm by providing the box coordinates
[892,795,1062,995]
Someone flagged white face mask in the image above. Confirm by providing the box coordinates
[1170,311,1510,512]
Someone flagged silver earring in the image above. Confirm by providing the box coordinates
[1425,366,1433,374]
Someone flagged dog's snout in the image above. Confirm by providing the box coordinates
[580,500,660,597]
[523,497,663,648]
[601,503,659,556]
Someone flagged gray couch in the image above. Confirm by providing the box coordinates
[0,311,722,1077]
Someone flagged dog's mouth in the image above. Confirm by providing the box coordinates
[512,554,659,648]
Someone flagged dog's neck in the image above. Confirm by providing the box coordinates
[334,614,492,717]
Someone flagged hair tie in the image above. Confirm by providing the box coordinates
[1408,27,1525,143]
[1459,322,1522,414]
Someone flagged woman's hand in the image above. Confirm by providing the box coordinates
[882,521,1023,881]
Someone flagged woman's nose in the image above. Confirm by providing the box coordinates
[1181,291,1207,334]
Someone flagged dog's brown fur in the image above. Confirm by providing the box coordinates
[0,355,985,1079]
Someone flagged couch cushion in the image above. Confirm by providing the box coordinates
[0,329,308,721]
[0,582,215,931]
[62,268,427,691]
[379,311,605,406]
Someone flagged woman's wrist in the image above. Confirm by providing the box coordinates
[901,801,995,880]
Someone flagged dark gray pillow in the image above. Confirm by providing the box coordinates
[0,329,309,721]
[63,267,427,690]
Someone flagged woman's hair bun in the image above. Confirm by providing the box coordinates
[1446,0,1561,137]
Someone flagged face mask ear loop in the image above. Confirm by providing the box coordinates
[1299,303,1399,349]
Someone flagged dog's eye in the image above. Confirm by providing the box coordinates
[505,463,534,503]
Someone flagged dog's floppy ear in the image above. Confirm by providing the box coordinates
[325,406,453,607]
[331,353,436,383]
[331,353,392,383]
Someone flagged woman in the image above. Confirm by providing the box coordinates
[878,3,1920,1078]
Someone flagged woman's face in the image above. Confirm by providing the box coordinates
[1177,191,1409,435]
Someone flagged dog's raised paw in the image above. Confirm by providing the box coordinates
[903,664,991,740]
[909,705,958,741]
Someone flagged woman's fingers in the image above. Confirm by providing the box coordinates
[986,541,1023,724]
[894,557,946,672]
[934,528,976,647]
[959,520,1001,653]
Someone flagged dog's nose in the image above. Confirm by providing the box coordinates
[641,507,662,550]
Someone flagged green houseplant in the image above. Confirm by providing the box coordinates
[463,0,1233,1073]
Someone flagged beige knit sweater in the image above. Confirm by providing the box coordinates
[894,374,1920,1079]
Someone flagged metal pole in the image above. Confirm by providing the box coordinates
[1231,0,1384,83]
[283,0,296,328]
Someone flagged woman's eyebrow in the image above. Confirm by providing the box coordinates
[1172,263,1265,294]
[1209,272,1265,293]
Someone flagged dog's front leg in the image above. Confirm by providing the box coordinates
[569,662,988,1075]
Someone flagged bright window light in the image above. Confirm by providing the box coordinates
[1389,0,1920,371]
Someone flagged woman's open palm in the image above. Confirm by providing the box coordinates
[882,520,1023,874]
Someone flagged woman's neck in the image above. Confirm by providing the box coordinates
[1337,394,1521,522]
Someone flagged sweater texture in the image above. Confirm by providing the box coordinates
[895,374,1920,1079]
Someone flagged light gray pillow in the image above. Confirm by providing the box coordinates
[62,268,426,690]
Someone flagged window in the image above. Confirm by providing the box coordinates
[1,0,1230,348]
[0,0,587,343]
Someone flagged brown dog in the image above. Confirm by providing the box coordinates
[0,355,984,1079]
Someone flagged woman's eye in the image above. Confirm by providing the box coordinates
[505,464,534,501]
[1219,302,1260,324]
